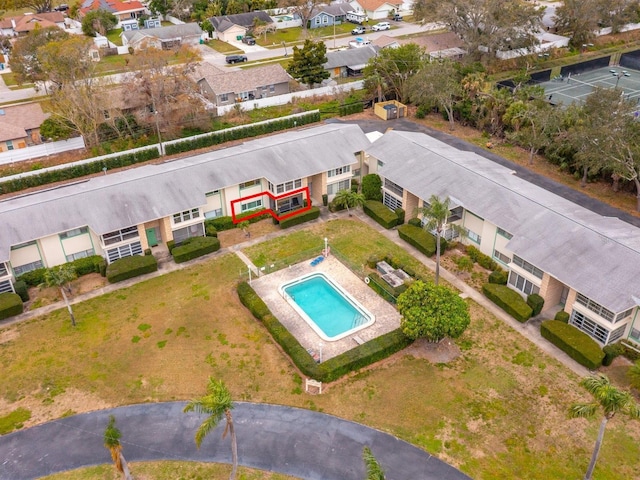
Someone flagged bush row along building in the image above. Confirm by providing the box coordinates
[0,124,639,350]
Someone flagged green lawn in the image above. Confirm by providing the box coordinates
[2,219,640,479]
[105,28,123,47]
[204,39,244,54]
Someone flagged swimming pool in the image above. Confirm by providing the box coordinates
[279,272,375,341]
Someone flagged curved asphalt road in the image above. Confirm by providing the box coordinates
[335,117,640,228]
[0,402,471,480]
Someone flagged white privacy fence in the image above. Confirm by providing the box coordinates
[0,137,85,166]
[216,80,365,115]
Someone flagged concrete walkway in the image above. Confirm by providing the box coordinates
[0,402,472,480]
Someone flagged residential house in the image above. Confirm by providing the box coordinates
[79,0,147,24]
[121,23,203,51]
[324,45,379,78]
[208,11,273,42]
[401,31,466,60]
[0,104,49,152]
[372,35,399,49]
[308,4,350,29]
[0,12,65,37]
[195,63,291,106]
[366,130,640,349]
[349,0,403,20]
[0,124,369,294]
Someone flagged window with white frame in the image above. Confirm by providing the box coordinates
[241,199,263,212]
[206,190,220,197]
[59,227,89,239]
[575,293,616,323]
[616,307,635,322]
[11,240,37,250]
[377,160,385,168]
[205,208,223,219]
[0,262,7,276]
[570,310,610,344]
[66,248,95,262]
[6,140,13,151]
[274,179,302,194]
[328,165,351,177]
[13,260,44,275]
[609,324,626,344]
[512,255,543,279]
[508,271,539,296]
[0,279,12,293]
[447,206,463,223]
[173,223,205,244]
[383,178,403,197]
[240,179,261,190]
[327,179,351,196]
[494,249,511,265]
[631,327,640,342]
[466,229,481,244]
[173,208,200,224]
[383,191,402,211]
[102,226,139,246]
[106,241,143,263]
[220,93,229,103]
[269,84,275,93]
[497,227,513,240]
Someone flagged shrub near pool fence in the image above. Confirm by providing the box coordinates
[540,320,604,370]
[279,207,321,229]
[0,148,160,195]
[397,224,438,257]
[164,111,321,155]
[106,255,158,283]
[0,293,23,320]
[482,283,533,322]
[363,200,398,229]
[236,281,412,382]
[172,236,221,263]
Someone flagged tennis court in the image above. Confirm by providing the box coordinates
[537,65,640,106]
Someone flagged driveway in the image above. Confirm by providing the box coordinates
[0,402,472,480]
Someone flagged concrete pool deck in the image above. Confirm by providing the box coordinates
[250,255,401,361]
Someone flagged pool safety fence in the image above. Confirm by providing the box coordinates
[365,274,399,304]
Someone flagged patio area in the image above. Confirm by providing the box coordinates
[250,254,401,362]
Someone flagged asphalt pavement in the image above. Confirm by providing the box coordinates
[0,402,472,480]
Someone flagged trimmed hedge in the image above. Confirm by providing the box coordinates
[164,111,321,155]
[467,245,499,271]
[339,102,364,116]
[14,281,29,302]
[0,148,159,195]
[395,208,405,225]
[279,207,320,229]
[602,343,625,366]
[106,255,158,283]
[488,269,508,285]
[540,320,604,370]
[172,236,220,263]
[407,217,422,227]
[208,216,235,232]
[363,200,398,229]
[482,283,533,322]
[17,255,106,287]
[527,293,545,316]
[237,281,412,382]
[555,310,570,323]
[397,224,440,257]
[0,293,23,320]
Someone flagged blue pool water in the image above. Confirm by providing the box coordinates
[281,273,374,341]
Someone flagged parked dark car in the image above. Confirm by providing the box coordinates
[242,36,256,45]
[351,26,366,35]
[226,55,248,64]
[393,14,403,21]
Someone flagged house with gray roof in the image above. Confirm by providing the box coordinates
[0,124,369,294]
[121,23,203,51]
[366,130,640,348]
[324,45,379,78]
[308,4,350,29]
[195,63,291,106]
[208,11,273,42]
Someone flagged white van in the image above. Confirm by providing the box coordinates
[372,22,391,31]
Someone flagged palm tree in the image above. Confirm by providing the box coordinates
[415,195,460,285]
[333,189,366,216]
[184,378,237,480]
[103,415,133,480]
[44,264,77,326]
[569,374,640,480]
[362,446,386,480]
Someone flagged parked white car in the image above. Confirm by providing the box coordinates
[371,22,390,31]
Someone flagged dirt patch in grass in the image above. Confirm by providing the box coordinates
[25,273,108,311]
[217,218,280,248]
[405,337,462,363]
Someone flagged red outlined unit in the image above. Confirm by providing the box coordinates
[230,186,311,224]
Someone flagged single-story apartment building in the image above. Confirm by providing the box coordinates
[0,124,368,294]
[365,130,640,349]
[195,63,291,106]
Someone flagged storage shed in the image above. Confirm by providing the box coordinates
[374,100,407,120]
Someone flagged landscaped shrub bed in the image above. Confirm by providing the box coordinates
[0,148,159,195]
[279,207,320,229]
[13,281,29,302]
[17,255,106,286]
[0,293,23,320]
[397,224,446,257]
[363,200,398,229]
[488,269,508,284]
[482,283,533,322]
[106,255,158,283]
[467,245,499,271]
[527,293,545,316]
[208,216,236,232]
[237,281,412,382]
[172,236,221,263]
[540,320,604,370]
[164,111,321,155]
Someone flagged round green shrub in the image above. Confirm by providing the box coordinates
[488,269,508,284]
[554,310,570,323]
